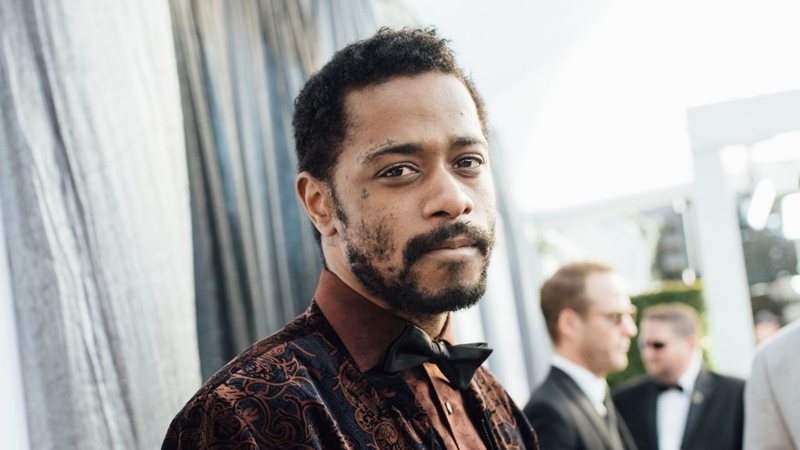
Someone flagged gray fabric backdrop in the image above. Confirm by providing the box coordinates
[0,1,199,448]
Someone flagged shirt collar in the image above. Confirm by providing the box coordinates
[552,353,609,414]
[677,352,702,393]
[313,269,455,373]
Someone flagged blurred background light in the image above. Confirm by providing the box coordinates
[781,192,800,240]
[746,180,776,230]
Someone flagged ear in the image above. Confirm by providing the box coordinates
[557,308,582,342]
[686,334,700,352]
[296,171,338,238]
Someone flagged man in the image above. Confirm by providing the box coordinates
[752,309,782,344]
[745,319,800,449]
[614,303,744,450]
[163,28,537,449]
[524,261,639,450]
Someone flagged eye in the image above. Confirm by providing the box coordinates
[454,155,485,170]
[379,164,418,178]
[608,313,623,325]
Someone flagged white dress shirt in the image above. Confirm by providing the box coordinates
[552,354,609,417]
[657,354,701,450]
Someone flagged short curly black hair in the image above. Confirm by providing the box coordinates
[292,27,488,182]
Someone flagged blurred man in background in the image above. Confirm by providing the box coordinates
[524,261,638,450]
[752,309,782,344]
[162,27,537,449]
[614,303,744,450]
[745,319,800,449]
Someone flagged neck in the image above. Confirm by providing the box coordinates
[402,312,448,339]
[668,350,701,385]
[554,346,605,378]
[323,258,449,339]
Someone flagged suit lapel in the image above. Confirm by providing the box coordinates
[551,367,619,450]
[644,381,660,450]
[604,393,629,449]
[609,398,639,450]
[681,369,714,449]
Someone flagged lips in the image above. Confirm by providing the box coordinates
[403,222,494,266]
[430,236,477,251]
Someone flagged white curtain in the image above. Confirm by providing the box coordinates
[0,1,199,448]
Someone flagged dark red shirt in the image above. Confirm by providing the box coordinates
[315,270,486,449]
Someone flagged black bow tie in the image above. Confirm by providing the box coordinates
[378,323,493,390]
[656,382,683,393]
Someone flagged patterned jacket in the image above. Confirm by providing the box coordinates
[163,302,538,449]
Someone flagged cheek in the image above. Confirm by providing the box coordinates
[476,190,497,217]
[667,350,683,364]
[362,221,393,261]
[351,209,401,263]
[483,181,498,208]
[589,328,612,352]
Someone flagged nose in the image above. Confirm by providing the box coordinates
[422,167,474,219]
[622,315,638,337]
[640,345,655,361]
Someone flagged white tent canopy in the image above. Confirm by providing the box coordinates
[405,0,800,214]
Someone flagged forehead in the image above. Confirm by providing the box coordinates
[583,271,630,309]
[340,72,485,154]
[640,319,676,339]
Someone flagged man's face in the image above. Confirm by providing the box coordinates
[326,72,496,316]
[575,272,637,376]
[639,319,695,385]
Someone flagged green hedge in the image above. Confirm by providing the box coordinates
[607,282,707,389]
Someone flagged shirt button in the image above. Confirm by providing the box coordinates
[445,401,454,415]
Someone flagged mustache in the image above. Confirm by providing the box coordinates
[403,222,495,267]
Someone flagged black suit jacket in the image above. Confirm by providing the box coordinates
[613,369,744,450]
[524,367,637,450]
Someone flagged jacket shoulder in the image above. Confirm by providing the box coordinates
[707,370,745,394]
[613,376,651,401]
[523,375,578,449]
[163,307,348,448]
[710,370,745,385]
[524,371,571,417]
[205,308,338,385]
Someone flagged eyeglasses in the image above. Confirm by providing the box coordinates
[589,309,637,326]
[639,340,668,350]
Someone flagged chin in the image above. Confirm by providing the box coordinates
[610,357,629,372]
[424,257,484,280]
[349,243,491,316]
[416,276,481,300]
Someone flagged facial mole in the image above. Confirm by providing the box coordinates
[361,189,369,199]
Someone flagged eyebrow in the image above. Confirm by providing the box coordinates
[452,136,488,148]
[360,143,423,166]
[359,135,488,166]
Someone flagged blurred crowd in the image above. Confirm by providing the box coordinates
[525,260,800,450]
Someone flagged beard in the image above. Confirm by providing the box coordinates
[342,219,496,316]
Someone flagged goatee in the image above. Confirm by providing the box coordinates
[345,221,495,316]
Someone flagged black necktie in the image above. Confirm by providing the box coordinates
[378,322,493,390]
[656,382,683,393]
